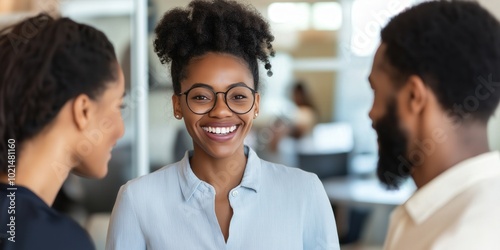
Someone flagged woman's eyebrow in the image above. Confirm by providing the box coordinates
[190,82,248,90]
[190,83,213,90]
[227,82,247,88]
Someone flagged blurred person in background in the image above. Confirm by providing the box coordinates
[0,13,125,250]
[106,0,339,249]
[269,81,319,153]
[368,1,500,249]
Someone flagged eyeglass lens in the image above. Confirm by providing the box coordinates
[186,86,255,114]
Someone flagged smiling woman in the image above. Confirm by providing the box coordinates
[105,0,340,249]
[174,52,259,160]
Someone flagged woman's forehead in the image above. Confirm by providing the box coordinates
[183,53,254,90]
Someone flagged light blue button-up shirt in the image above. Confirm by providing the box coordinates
[106,146,340,250]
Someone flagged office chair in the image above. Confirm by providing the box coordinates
[296,122,353,178]
[297,152,349,179]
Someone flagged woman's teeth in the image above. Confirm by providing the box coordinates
[202,126,237,135]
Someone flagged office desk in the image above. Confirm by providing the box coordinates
[322,177,415,245]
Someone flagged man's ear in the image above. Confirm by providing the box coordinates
[172,94,182,119]
[400,75,428,115]
[72,94,92,130]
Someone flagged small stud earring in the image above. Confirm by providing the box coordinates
[254,113,258,118]
[175,114,181,119]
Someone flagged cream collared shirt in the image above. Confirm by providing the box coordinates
[384,151,500,250]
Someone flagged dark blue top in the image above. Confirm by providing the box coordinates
[0,183,94,250]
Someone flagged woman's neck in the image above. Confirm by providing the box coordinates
[1,136,73,206]
[189,146,247,195]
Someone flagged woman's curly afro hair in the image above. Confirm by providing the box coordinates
[153,0,275,94]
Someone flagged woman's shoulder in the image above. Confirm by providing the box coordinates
[256,159,326,203]
[119,161,181,194]
[259,158,319,183]
[24,211,94,250]
[0,185,94,250]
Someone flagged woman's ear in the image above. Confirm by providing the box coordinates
[172,94,182,119]
[254,93,260,118]
[72,94,92,130]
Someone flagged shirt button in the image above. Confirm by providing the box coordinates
[231,190,239,197]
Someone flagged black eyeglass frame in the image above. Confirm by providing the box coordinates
[176,85,257,115]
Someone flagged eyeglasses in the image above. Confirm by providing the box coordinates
[177,85,257,115]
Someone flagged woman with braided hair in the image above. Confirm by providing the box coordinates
[0,14,125,250]
[106,0,339,249]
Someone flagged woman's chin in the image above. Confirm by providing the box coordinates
[72,165,108,179]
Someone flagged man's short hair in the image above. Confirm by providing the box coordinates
[381,0,500,122]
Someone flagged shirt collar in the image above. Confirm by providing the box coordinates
[240,145,261,192]
[177,150,202,202]
[178,145,261,201]
[404,151,500,224]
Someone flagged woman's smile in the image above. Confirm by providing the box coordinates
[200,121,240,142]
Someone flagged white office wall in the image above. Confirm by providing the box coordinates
[478,0,500,20]
[489,107,500,151]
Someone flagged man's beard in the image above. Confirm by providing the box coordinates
[375,99,413,189]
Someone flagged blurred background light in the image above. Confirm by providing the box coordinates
[350,0,417,56]
[312,2,342,30]
[268,2,310,30]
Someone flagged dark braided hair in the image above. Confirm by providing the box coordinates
[153,0,275,95]
[0,13,118,172]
